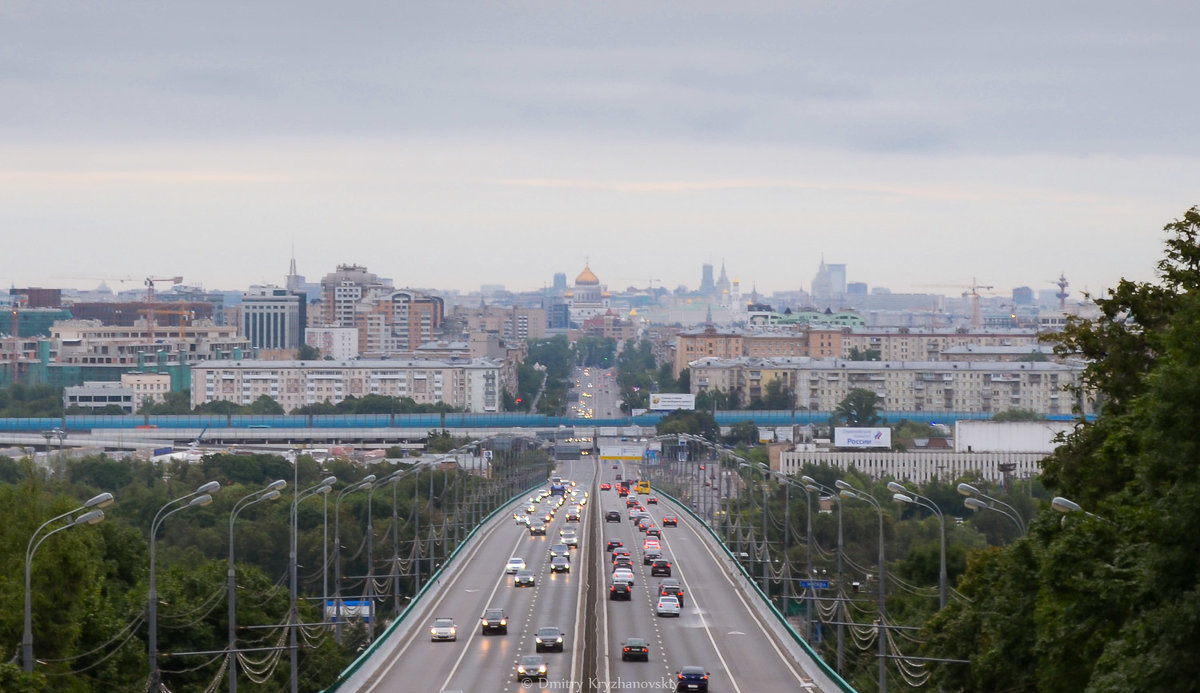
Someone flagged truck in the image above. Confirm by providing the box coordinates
[550,476,566,496]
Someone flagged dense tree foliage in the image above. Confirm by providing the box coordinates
[0,385,63,417]
[0,445,551,692]
[831,388,884,428]
[923,206,1200,691]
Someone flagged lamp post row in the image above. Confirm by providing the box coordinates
[23,449,543,689]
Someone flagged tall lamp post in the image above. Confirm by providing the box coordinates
[228,480,285,693]
[290,475,337,693]
[889,481,947,609]
[958,482,1025,534]
[837,480,887,693]
[23,492,113,672]
[150,482,220,691]
[802,476,845,675]
[333,475,376,646]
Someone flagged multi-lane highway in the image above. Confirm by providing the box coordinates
[332,457,839,692]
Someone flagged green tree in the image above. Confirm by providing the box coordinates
[830,388,883,427]
[848,347,882,361]
[297,343,321,360]
[991,408,1044,421]
[724,420,759,446]
[925,207,1200,690]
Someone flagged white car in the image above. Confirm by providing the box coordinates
[430,617,458,640]
[612,567,635,585]
[656,596,681,617]
[505,557,527,574]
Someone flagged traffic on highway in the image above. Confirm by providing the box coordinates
[332,455,828,692]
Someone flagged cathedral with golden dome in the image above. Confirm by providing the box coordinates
[565,262,610,324]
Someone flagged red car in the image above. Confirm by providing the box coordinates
[600,483,612,491]
[662,516,678,527]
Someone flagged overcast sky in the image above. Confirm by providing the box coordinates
[3,1,1197,300]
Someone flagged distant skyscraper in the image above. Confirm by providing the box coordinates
[700,263,715,295]
[1012,287,1034,305]
[811,258,847,309]
[552,273,568,292]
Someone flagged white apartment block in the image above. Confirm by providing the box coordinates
[121,371,172,410]
[688,356,1091,418]
[838,329,1042,361]
[305,327,359,360]
[191,358,502,413]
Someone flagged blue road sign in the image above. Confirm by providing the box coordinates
[799,580,831,590]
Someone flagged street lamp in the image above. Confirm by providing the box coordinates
[290,474,337,693]
[333,475,376,645]
[837,480,887,693]
[1051,495,1108,522]
[150,481,220,691]
[228,480,285,693]
[23,492,113,672]
[802,476,845,675]
[958,482,1025,534]
[888,481,947,609]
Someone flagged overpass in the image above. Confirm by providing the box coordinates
[324,456,851,693]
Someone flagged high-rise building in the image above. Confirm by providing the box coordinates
[552,273,568,292]
[242,287,307,350]
[319,264,392,327]
[700,263,715,295]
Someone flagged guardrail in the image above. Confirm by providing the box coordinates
[650,485,857,693]
[322,481,543,692]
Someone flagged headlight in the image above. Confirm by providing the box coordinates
[499,619,507,625]
[556,636,563,642]
[431,628,437,634]
[539,665,547,673]
[536,637,543,643]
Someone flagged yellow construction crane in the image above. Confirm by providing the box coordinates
[915,278,995,330]
[144,276,183,342]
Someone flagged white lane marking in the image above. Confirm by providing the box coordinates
[363,507,528,693]
[669,496,814,688]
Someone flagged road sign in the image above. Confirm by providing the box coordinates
[799,580,831,590]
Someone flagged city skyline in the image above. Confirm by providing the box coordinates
[3,2,1197,298]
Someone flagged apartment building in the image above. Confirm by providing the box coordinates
[688,356,1090,417]
[191,358,503,412]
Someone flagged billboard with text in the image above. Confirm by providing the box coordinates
[834,427,891,448]
[649,393,696,411]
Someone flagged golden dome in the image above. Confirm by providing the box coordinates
[602,290,611,298]
[575,265,600,286]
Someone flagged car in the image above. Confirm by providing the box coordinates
[659,579,685,606]
[621,637,650,661]
[643,538,661,551]
[561,529,579,547]
[618,488,629,497]
[626,497,639,508]
[606,539,624,551]
[551,556,571,573]
[612,567,635,585]
[651,558,672,577]
[676,666,709,691]
[600,483,611,491]
[535,626,565,652]
[647,496,659,505]
[526,504,537,514]
[613,556,634,570]
[514,569,536,587]
[529,521,547,536]
[480,607,508,635]
[515,514,531,525]
[505,557,527,574]
[643,548,663,565]
[430,617,457,641]
[662,516,678,527]
[645,526,662,538]
[611,548,630,560]
[637,518,652,532]
[516,654,548,681]
[566,510,580,522]
[656,595,681,616]
[605,511,621,523]
[609,580,633,600]
[542,511,555,523]
[549,543,570,559]
[615,473,623,480]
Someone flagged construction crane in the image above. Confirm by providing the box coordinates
[915,278,995,329]
[145,276,183,342]
[139,303,195,340]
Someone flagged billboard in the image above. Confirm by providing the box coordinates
[834,427,891,448]
[649,393,696,411]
